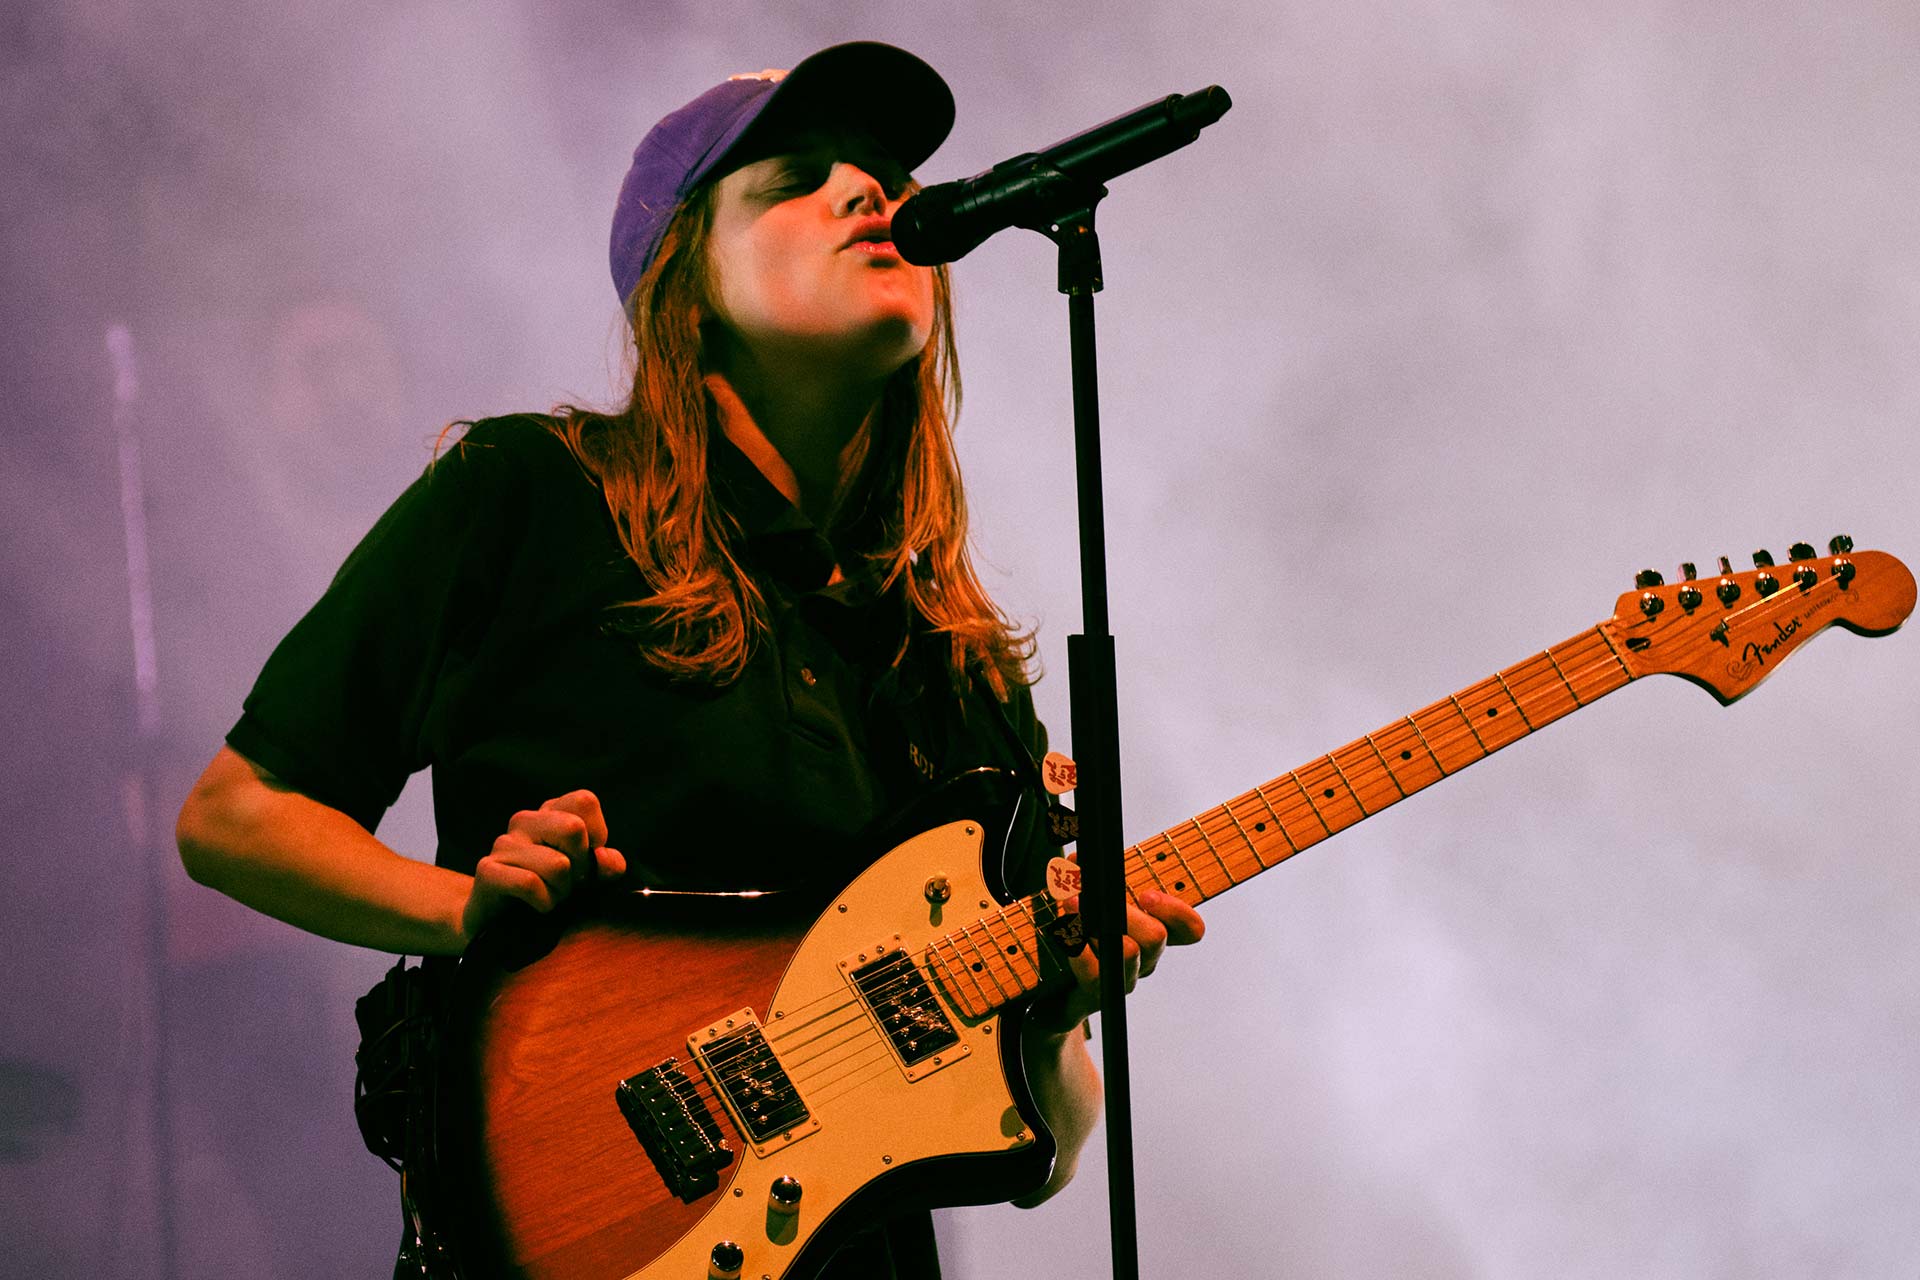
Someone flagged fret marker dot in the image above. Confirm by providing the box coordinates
[1486,708,1497,717]
[1005,944,1018,954]
[971,962,983,972]
[1323,788,1335,799]
[1400,749,1412,760]
[1155,852,1167,861]
[1173,881,1186,891]
[1254,822,1265,832]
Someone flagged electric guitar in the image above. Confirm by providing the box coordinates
[424,541,1913,1280]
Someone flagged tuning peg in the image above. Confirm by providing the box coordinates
[1829,534,1854,555]
[1635,568,1665,588]
[1752,549,1775,568]
[1680,562,1698,581]
[1789,542,1816,561]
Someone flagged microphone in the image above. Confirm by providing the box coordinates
[892,85,1232,266]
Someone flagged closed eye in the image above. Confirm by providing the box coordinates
[769,160,831,195]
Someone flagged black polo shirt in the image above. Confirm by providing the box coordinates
[229,414,1052,1278]
[229,414,1046,890]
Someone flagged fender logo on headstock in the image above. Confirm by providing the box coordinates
[1738,617,1801,668]
[1725,591,1836,680]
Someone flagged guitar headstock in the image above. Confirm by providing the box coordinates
[1605,539,1915,704]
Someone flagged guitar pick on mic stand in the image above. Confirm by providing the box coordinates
[893,84,1232,1280]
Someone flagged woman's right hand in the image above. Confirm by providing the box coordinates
[461,790,627,946]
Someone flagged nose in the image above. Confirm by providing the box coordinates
[834,163,891,218]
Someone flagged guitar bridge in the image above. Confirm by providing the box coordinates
[615,1056,733,1203]
[842,939,966,1082]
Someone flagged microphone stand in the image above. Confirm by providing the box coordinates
[107,322,178,1280]
[901,85,1231,1276]
[1025,177,1143,1280]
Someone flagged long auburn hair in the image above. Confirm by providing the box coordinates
[541,183,1032,697]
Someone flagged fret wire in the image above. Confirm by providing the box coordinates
[1217,798,1270,869]
[1491,670,1537,730]
[1324,749,1372,817]
[1009,902,1048,980]
[1156,831,1204,894]
[1130,842,1172,895]
[936,937,994,1016]
[1404,714,1449,776]
[958,921,1014,1003]
[1361,732,1410,800]
[975,909,1022,990]
[988,906,1042,989]
[1187,817,1237,888]
[1511,651,1573,703]
[935,937,991,1014]
[1447,693,1492,753]
[1249,782,1302,854]
[1517,650,1587,718]
[1562,635,1628,698]
[1543,645,1584,705]
[1592,624,1634,680]
[1563,637,1624,698]
[1289,771,1334,838]
[1018,896,1070,971]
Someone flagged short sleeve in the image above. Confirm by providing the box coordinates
[225,425,521,832]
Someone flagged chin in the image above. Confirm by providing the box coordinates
[845,311,934,378]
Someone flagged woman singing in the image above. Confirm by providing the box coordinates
[177,41,1201,1279]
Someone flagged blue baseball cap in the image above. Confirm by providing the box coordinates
[609,42,955,306]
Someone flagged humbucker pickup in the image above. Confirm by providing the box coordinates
[689,1010,818,1157]
[842,940,966,1081]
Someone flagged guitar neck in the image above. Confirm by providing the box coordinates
[1120,622,1635,909]
[926,546,1911,1021]
[927,622,1638,1020]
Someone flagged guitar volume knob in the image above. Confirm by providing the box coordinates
[769,1175,803,1213]
[709,1240,744,1280]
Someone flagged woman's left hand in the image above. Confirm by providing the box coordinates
[1028,888,1206,1038]
[1011,886,1205,1207]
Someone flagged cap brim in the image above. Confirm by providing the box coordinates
[712,42,955,183]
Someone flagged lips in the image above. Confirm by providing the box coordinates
[840,216,896,252]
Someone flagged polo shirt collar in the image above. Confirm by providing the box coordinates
[708,428,884,602]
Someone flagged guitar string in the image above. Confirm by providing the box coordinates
[745,630,1636,1061]
[664,575,1858,1128]
[745,630,1644,1097]
[1132,566,1851,896]
[710,577,1840,1096]
[652,579,1838,1125]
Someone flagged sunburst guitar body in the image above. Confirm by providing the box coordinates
[434,772,1058,1280]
